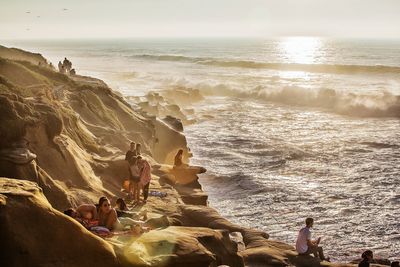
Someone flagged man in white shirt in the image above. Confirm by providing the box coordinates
[296,217,329,261]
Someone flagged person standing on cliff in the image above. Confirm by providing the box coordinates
[296,217,329,261]
[128,156,141,203]
[138,156,151,204]
[125,142,137,161]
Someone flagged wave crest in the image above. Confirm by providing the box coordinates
[134,54,400,75]
[170,82,400,118]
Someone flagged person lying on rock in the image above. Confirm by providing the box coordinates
[115,198,148,221]
[358,250,374,267]
[97,197,119,230]
[64,204,98,228]
[296,217,330,262]
[125,141,137,161]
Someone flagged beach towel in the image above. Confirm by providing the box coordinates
[90,226,111,237]
[149,190,167,198]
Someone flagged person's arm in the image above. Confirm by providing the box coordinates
[76,204,97,218]
[306,230,316,247]
[106,209,119,230]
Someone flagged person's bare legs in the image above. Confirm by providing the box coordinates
[128,181,134,199]
[133,182,140,203]
[306,246,327,261]
[312,246,326,261]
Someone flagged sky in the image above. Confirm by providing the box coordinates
[1,0,400,39]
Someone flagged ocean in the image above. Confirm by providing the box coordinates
[3,38,399,261]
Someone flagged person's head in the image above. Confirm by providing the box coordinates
[361,250,373,261]
[116,198,127,211]
[391,261,400,267]
[177,149,183,157]
[305,217,314,228]
[99,196,111,213]
[64,208,77,218]
[81,211,93,220]
[136,143,141,153]
[130,142,136,150]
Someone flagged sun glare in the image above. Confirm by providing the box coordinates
[279,37,322,64]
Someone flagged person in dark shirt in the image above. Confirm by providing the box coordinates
[359,250,373,267]
[125,142,137,161]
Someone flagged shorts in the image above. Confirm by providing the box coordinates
[130,175,140,183]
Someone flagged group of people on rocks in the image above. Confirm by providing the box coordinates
[125,142,152,204]
[64,196,150,237]
[58,57,76,75]
[63,140,396,266]
[295,217,399,266]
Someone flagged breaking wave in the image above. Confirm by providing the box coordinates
[169,82,400,118]
[134,54,400,75]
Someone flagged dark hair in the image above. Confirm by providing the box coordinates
[177,149,183,156]
[64,208,75,217]
[136,143,141,148]
[361,250,373,259]
[305,217,314,226]
[391,261,400,267]
[116,198,127,211]
[130,142,136,146]
[98,196,108,207]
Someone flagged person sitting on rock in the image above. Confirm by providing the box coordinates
[115,198,148,220]
[125,141,137,161]
[114,198,149,229]
[296,217,329,261]
[359,250,374,267]
[138,156,152,204]
[97,196,119,231]
[128,156,141,203]
[69,68,76,75]
[174,149,186,168]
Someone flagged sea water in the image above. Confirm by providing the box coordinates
[4,38,399,261]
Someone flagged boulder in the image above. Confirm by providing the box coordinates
[113,226,244,267]
[0,177,120,267]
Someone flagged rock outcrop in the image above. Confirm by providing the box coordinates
[0,46,188,209]
[0,177,119,267]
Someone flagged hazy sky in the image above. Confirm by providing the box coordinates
[1,0,400,39]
